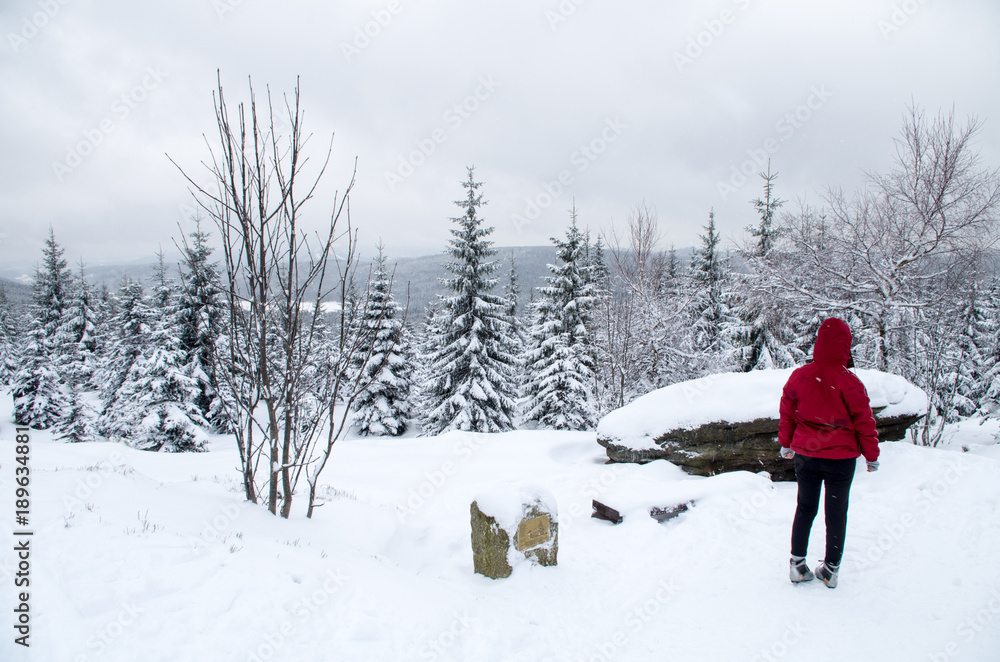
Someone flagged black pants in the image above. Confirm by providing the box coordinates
[790,454,856,566]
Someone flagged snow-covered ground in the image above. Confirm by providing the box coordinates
[940,416,1000,459]
[3,400,1000,661]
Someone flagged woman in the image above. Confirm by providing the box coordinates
[778,317,879,588]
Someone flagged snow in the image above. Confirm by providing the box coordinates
[597,368,929,450]
[3,397,1000,661]
[473,484,558,531]
[939,416,1000,459]
[239,300,343,314]
[855,368,930,419]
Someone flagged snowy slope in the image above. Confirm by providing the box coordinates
[597,368,929,451]
[2,401,1000,661]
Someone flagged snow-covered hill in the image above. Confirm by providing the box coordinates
[2,406,1000,661]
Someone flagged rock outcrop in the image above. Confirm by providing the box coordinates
[598,409,921,481]
[596,369,928,481]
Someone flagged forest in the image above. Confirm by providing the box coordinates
[3,98,998,520]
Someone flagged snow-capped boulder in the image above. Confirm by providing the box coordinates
[470,485,558,579]
[596,369,928,481]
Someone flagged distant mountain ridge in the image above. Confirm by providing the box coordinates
[378,246,557,321]
[0,246,712,321]
[0,278,32,309]
[0,246,562,321]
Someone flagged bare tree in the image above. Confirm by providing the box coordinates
[171,74,386,518]
[594,203,694,410]
[749,107,1000,445]
[761,107,1000,373]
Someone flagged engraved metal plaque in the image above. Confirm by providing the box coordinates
[516,514,550,551]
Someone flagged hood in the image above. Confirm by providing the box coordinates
[813,317,853,366]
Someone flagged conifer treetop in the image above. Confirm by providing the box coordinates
[747,161,784,258]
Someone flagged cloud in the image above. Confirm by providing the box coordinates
[1,0,998,273]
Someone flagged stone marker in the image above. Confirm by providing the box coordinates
[470,485,558,579]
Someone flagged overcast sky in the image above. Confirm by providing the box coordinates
[2,0,999,275]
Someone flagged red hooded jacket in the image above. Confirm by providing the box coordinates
[778,318,879,462]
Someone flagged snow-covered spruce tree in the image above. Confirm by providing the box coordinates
[60,261,99,386]
[980,278,1000,418]
[0,282,20,384]
[422,167,519,435]
[34,229,77,368]
[149,250,177,313]
[502,251,527,391]
[176,219,228,431]
[53,263,101,442]
[86,282,118,390]
[688,209,732,370]
[350,245,412,436]
[583,232,611,410]
[34,227,74,341]
[522,218,597,430]
[11,229,75,428]
[727,283,776,372]
[12,317,69,429]
[503,252,526,345]
[115,312,205,452]
[98,265,205,451]
[950,279,995,420]
[57,387,98,444]
[746,161,783,259]
[411,299,446,416]
[113,255,205,451]
[729,166,799,371]
[97,277,153,438]
[666,244,679,282]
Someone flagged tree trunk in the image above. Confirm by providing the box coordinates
[280,408,293,518]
